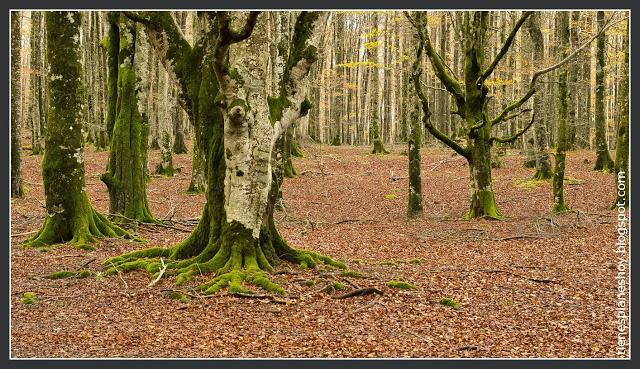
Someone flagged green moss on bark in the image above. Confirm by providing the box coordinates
[102,16,155,223]
[24,12,131,250]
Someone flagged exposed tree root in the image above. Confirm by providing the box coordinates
[23,208,132,251]
[101,222,346,296]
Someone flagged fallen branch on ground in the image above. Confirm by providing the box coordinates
[333,287,383,299]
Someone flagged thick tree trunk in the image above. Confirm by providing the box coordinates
[25,12,129,249]
[466,109,501,219]
[106,11,342,295]
[593,11,614,171]
[101,16,155,222]
[11,11,23,197]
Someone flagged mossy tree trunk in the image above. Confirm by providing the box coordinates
[107,11,342,295]
[104,12,119,140]
[29,11,44,155]
[409,11,535,219]
[593,11,614,172]
[101,14,155,223]
[406,17,423,218]
[11,11,24,198]
[25,12,129,250]
[526,12,552,179]
[552,12,570,213]
[613,21,629,208]
[407,11,605,218]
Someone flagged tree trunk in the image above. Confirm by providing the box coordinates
[11,11,23,197]
[29,11,44,155]
[101,15,155,222]
[613,20,629,208]
[25,11,129,249]
[526,12,552,179]
[593,11,614,171]
[369,14,388,154]
[552,12,570,213]
[106,12,342,295]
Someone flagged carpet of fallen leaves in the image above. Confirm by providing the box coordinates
[10,141,626,358]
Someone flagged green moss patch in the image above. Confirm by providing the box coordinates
[20,292,37,305]
[43,270,94,280]
[386,280,417,290]
[340,270,364,278]
[439,297,461,309]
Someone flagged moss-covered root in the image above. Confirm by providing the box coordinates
[465,189,503,220]
[372,139,390,155]
[23,208,131,251]
[273,234,346,270]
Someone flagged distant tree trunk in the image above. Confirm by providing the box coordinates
[25,11,128,249]
[613,21,629,208]
[593,11,614,171]
[29,11,44,155]
[155,130,175,176]
[526,12,552,179]
[370,14,388,155]
[566,12,580,150]
[552,12,570,213]
[11,11,24,197]
[101,14,155,222]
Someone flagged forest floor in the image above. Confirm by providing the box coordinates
[10,141,623,358]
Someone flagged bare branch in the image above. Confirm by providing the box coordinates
[489,12,624,126]
[478,11,533,85]
[409,12,469,159]
[404,11,466,107]
[529,12,624,90]
[491,113,535,144]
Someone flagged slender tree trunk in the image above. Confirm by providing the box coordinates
[370,13,388,154]
[407,19,423,218]
[11,11,24,197]
[552,12,570,213]
[101,14,155,222]
[25,11,129,249]
[593,11,614,171]
[526,12,552,179]
[613,21,629,208]
[29,11,44,155]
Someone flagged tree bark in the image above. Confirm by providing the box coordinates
[593,11,614,171]
[11,11,23,197]
[101,14,155,222]
[526,12,553,179]
[106,12,342,295]
[552,12,570,213]
[25,12,129,249]
[613,20,629,208]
